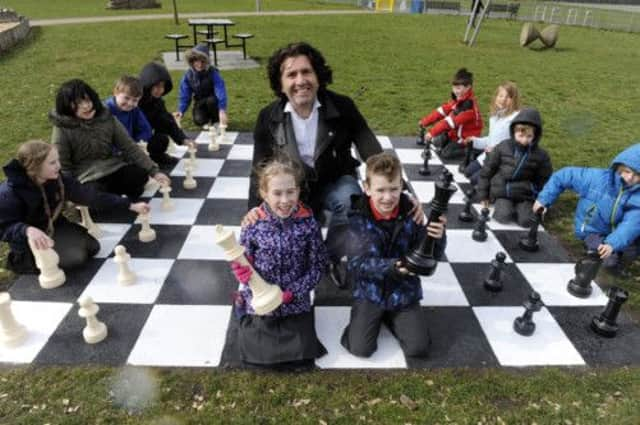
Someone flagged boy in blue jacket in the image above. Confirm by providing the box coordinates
[341,152,446,359]
[534,143,640,273]
[104,75,152,144]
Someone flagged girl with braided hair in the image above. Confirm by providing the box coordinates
[0,140,149,274]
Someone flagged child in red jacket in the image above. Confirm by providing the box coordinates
[418,68,483,161]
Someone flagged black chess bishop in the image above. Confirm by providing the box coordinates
[484,252,506,292]
[458,187,475,222]
[514,291,543,336]
[519,208,543,252]
[566,250,602,298]
[591,286,628,338]
[472,207,490,242]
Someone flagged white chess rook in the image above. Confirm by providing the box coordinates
[114,245,137,286]
[183,164,197,190]
[214,225,282,315]
[78,206,102,239]
[138,212,157,243]
[208,127,219,152]
[0,292,27,348]
[28,240,66,289]
[77,296,107,344]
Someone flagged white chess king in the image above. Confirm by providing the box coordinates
[214,225,282,315]
[0,292,27,348]
[28,239,66,289]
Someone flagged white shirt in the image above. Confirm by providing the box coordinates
[284,99,321,168]
[472,110,520,165]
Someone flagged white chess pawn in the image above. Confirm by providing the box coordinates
[78,206,102,239]
[0,292,27,348]
[160,184,174,211]
[188,145,198,169]
[139,141,149,156]
[138,212,156,243]
[208,126,219,152]
[77,296,107,344]
[28,240,66,289]
[113,245,136,286]
[183,164,197,190]
[217,124,227,144]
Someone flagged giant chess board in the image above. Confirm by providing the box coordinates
[2,132,640,369]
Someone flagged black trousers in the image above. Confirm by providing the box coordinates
[92,164,149,200]
[341,299,430,358]
[493,198,534,227]
[433,133,466,160]
[148,132,170,161]
[192,96,220,127]
[7,219,100,274]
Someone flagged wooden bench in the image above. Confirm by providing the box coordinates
[486,3,520,19]
[204,38,225,67]
[231,33,254,60]
[164,34,189,61]
[424,1,461,14]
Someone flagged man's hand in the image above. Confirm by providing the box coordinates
[27,226,53,250]
[129,202,150,215]
[597,243,614,259]
[407,194,426,225]
[427,215,447,239]
[241,207,260,228]
[219,110,228,127]
[394,260,415,276]
[481,199,490,209]
[153,172,171,187]
[532,200,547,215]
[184,139,196,150]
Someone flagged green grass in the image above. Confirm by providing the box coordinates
[1,12,640,424]
[3,0,358,20]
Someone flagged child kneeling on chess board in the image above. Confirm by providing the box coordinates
[476,108,553,227]
[534,143,640,274]
[50,79,170,199]
[341,152,446,359]
[0,141,149,274]
[230,155,328,367]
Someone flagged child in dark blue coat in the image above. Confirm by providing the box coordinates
[104,75,152,144]
[535,143,640,273]
[341,152,446,359]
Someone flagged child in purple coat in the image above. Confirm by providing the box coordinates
[230,155,328,367]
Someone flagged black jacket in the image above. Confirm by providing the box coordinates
[139,62,187,145]
[0,159,130,249]
[249,89,382,211]
[477,108,553,202]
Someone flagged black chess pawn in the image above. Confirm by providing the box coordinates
[566,250,602,298]
[591,286,628,338]
[484,252,506,292]
[458,142,473,173]
[418,139,432,176]
[519,209,543,252]
[514,291,543,336]
[416,126,426,146]
[458,187,475,222]
[472,207,490,242]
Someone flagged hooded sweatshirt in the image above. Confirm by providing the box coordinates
[105,96,153,142]
[537,143,640,251]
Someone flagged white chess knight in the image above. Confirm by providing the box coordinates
[160,184,174,211]
[208,126,219,152]
[78,206,102,239]
[183,164,197,190]
[28,239,66,289]
[214,225,282,315]
[0,292,27,348]
[77,296,107,344]
[138,212,156,242]
[114,245,136,286]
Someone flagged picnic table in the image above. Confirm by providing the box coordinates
[187,18,235,47]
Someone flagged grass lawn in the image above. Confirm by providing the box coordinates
[0,11,639,424]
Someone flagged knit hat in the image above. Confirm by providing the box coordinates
[452,68,473,86]
[186,43,210,64]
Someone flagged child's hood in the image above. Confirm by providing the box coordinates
[48,107,111,129]
[139,62,173,96]
[611,143,640,175]
[509,107,543,147]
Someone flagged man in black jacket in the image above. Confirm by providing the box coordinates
[247,42,384,287]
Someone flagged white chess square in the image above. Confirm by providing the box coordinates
[141,198,204,225]
[178,225,242,260]
[473,306,585,366]
[207,177,250,199]
[0,301,72,364]
[420,262,470,306]
[471,204,546,231]
[376,135,394,149]
[516,263,608,306]
[170,158,224,177]
[94,223,131,258]
[314,306,407,369]
[395,148,443,165]
[444,229,513,263]
[80,258,174,304]
[443,164,469,183]
[195,130,238,145]
[127,305,231,367]
[227,144,254,160]
[410,181,465,205]
[168,144,188,159]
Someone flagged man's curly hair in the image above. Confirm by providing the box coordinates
[267,42,333,99]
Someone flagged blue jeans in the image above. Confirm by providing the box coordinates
[319,174,363,262]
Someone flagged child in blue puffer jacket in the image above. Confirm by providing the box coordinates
[534,143,640,272]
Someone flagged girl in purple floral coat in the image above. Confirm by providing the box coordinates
[230,156,328,367]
